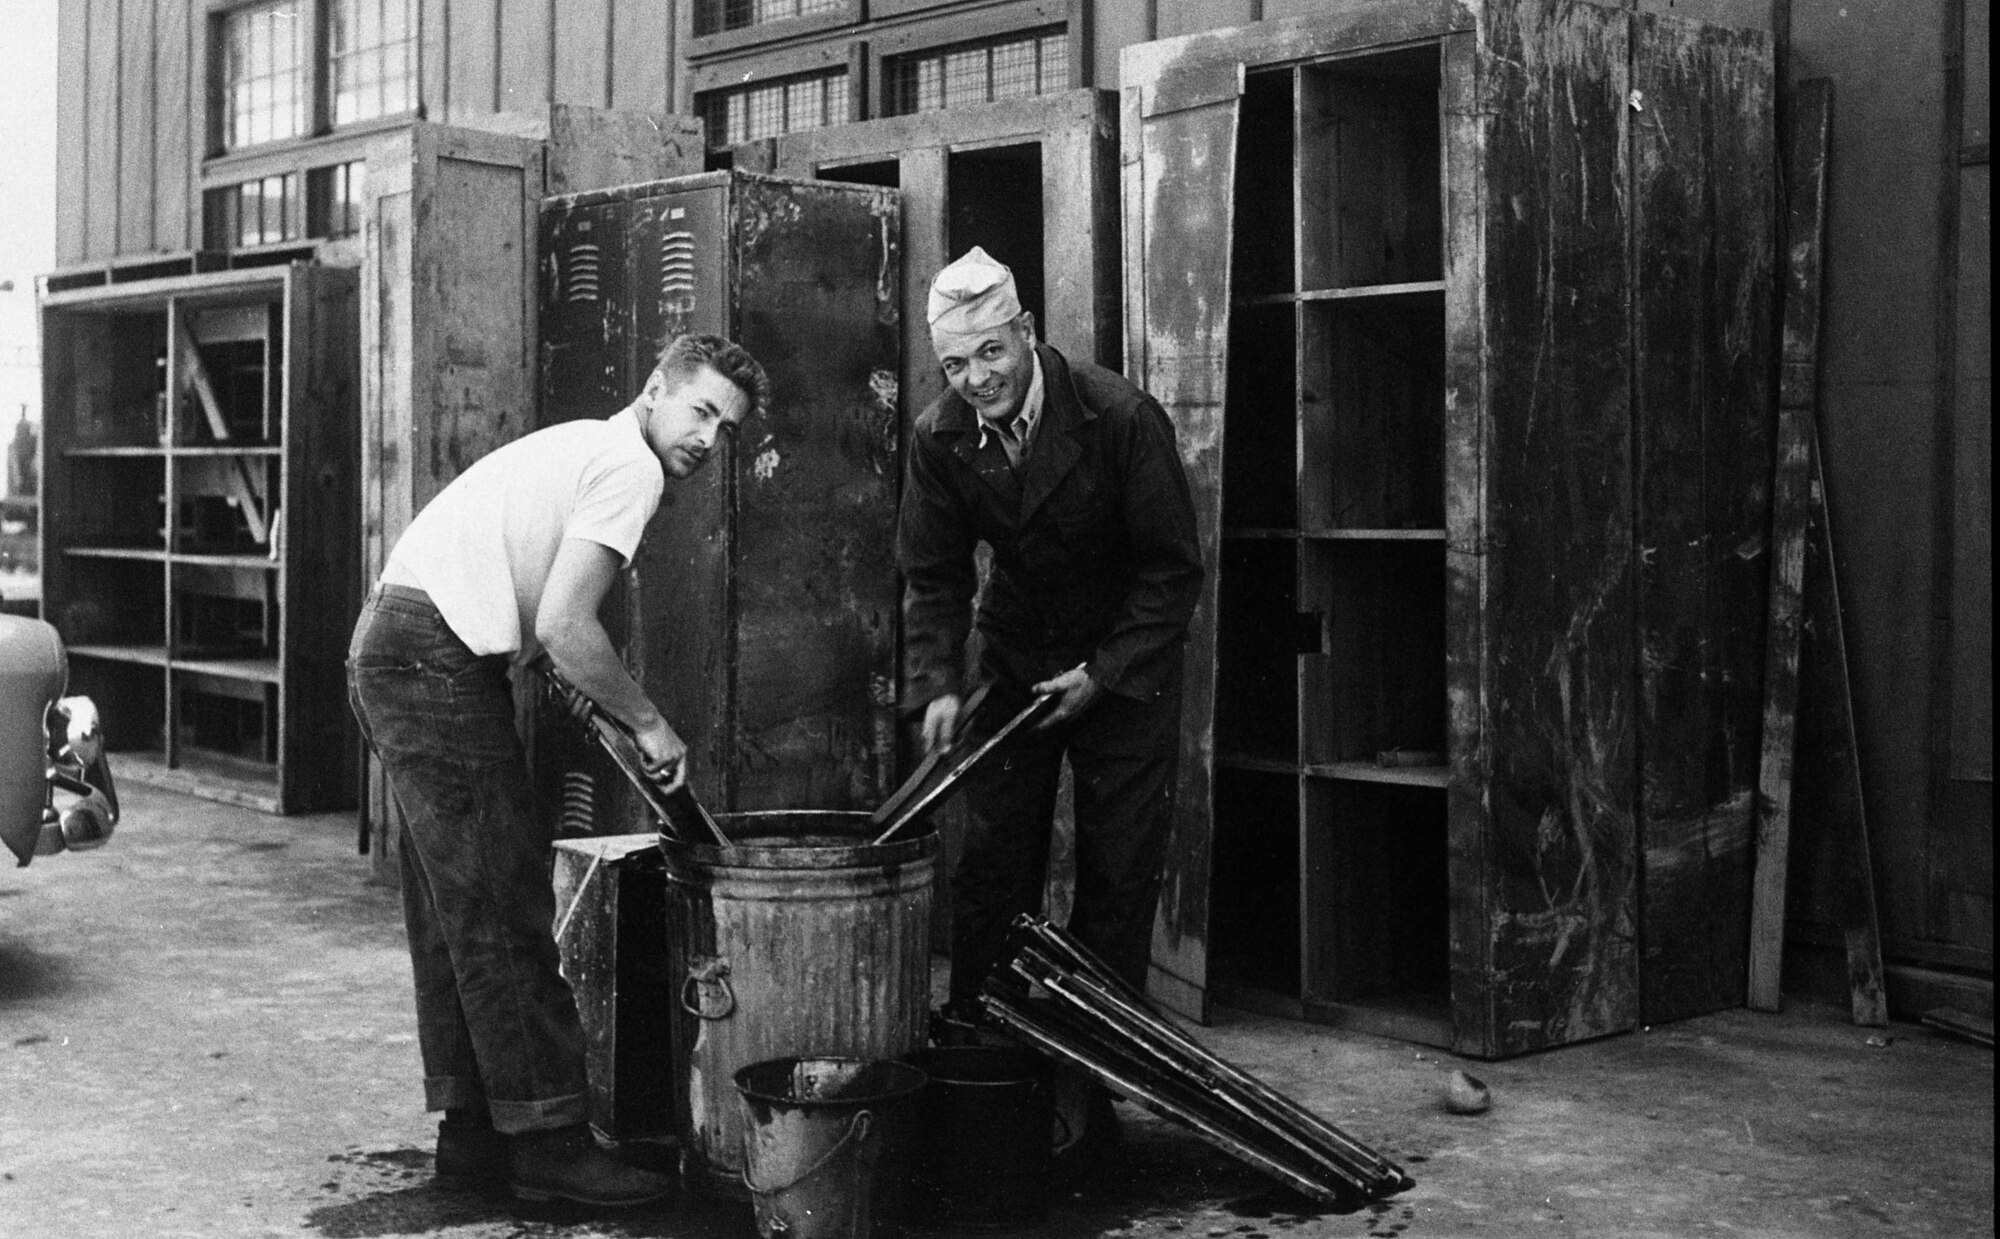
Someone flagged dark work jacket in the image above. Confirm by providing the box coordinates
[898,343,1202,706]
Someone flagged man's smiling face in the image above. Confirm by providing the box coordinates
[932,312,1036,424]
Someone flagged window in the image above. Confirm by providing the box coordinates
[329,0,416,126]
[885,28,1068,116]
[310,161,368,238]
[221,2,308,150]
[698,71,851,149]
[204,174,304,249]
[695,0,845,38]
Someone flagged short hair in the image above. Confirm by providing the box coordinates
[656,333,770,418]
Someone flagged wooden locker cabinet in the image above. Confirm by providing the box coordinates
[38,264,361,814]
[540,171,903,826]
[1123,1,1776,1057]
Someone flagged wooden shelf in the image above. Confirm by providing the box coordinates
[170,444,284,457]
[68,643,171,668]
[65,444,284,458]
[1216,751,1299,775]
[111,747,280,814]
[1299,528,1446,541]
[174,654,281,684]
[64,546,169,562]
[1305,760,1450,788]
[1221,527,1297,541]
[171,552,280,569]
[1235,279,1446,307]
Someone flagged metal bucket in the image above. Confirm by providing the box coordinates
[662,810,936,1198]
[736,1056,929,1239]
[907,1046,1053,1229]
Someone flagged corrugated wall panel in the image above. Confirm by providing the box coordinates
[611,0,674,114]
[555,0,612,107]
[153,0,192,253]
[55,0,88,264]
[447,0,500,121]
[84,0,121,259]
[497,0,553,111]
[118,0,156,251]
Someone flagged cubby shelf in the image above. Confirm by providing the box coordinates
[68,643,171,667]
[1236,279,1448,307]
[1305,761,1450,789]
[39,264,358,814]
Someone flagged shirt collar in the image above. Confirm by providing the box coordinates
[975,351,1046,452]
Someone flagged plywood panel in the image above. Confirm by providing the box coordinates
[497,0,553,112]
[118,0,157,252]
[1789,0,1947,956]
[85,0,121,258]
[154,0,193,253]
[611,0,675,114]
[55,0,88,264]
[1632,17,1776,1025]
[1467,0,1638,1057]
[1950,162,1991,781]
[282,267,362,812]
[1127,90,1242,1021]
[555,0,611,107]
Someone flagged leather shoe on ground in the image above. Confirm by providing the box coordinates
[510,1124,675,1207]
[434,1113,509,1192]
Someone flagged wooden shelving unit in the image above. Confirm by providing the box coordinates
[1126,5,1777,1057]
[1204,49,1453,1046]
[39,265,360,813]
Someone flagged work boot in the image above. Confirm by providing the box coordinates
[433,1110,509,1193]
[510,1123,675,1207]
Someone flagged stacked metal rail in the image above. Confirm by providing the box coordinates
[981,916,1414,1209]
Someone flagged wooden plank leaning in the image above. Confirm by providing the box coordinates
[1748,80,1832,1012]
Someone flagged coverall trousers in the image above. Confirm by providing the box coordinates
[346,584,588,1134]
[947,670,1183,1010]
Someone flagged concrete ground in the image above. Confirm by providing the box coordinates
[1,782,1991,1239]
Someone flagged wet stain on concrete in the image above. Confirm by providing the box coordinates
[0,942,79,1003]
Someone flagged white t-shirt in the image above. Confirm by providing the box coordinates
[382,408,665,658]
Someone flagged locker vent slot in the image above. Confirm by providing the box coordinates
[565,243,602,304]
[661,231,697,311]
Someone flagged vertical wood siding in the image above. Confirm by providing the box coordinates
[55,0,88,263]
[84,0,121,258]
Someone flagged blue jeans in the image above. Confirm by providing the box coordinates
[346,585,587,1135]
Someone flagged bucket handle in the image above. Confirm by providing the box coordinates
[742,1110,874,1197]
[681,958,736,1020]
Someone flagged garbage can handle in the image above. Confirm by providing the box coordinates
[681,958,736,1019]
[742,1110,874,1197]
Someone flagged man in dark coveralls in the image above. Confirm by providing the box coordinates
[898,246,1203,1028]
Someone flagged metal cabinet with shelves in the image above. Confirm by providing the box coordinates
[39,265,360,813]
[1125,1,1776,1056]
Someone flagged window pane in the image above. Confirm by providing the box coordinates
[221,2,304,149]
[699,70,848,149]
[884,27,1067,118]
[326,0,414,127]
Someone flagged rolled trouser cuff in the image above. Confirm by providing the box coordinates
[487,1091,590,1136]
[424,1074,487,1114]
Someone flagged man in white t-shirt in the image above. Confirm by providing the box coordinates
[347,334,766,1208]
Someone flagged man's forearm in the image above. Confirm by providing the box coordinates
[538,617,663,737]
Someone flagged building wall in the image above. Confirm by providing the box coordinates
[52,0,1991,980]
[52,0,682,268]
